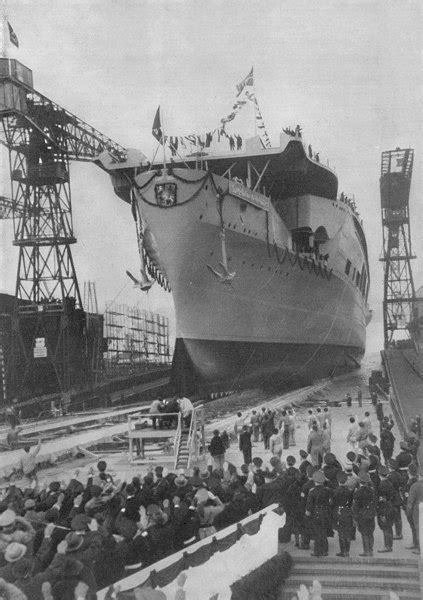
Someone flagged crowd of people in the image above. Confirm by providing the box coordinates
[0,390,421,599]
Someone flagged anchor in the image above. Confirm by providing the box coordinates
[207,192,236,284]
[127,188,153,292]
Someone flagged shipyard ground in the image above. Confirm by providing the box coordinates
[2,351,421,599]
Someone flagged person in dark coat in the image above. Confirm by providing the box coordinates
[298,450,312,481]
[368,454,381,492]
[305,470,333,557]
[322,453,341,489]
[281,471,305,547]
[209,430,226,469]
[352,472,376,556]
[387,459,403,539]
[376,466,395,552]
[147,510,175,562]
[261,411,274,450]
[239,425,252,465]
[403,462,419,549]
[380,427,395,464]
[332,471,354,557]
[300,465,316,550]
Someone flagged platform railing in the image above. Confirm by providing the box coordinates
[97,502,281,599]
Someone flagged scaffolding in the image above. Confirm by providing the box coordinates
[103,303,170,377]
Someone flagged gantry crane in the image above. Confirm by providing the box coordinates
[379,148,417,348]
[0,57,137,401]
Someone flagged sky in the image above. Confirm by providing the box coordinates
[1,0,423,354]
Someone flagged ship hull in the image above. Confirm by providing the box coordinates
[172,337,364,393]
[133,166,368,394]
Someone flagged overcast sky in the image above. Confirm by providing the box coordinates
[1,0,422,354]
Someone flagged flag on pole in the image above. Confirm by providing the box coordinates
[236,67,254,97]
[7,22,19,48]
[152,106,163,142]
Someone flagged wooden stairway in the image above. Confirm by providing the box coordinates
[174,429,190,470]
[279,555,421,600]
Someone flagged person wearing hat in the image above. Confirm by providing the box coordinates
[406,464,423,553]
[307,423,324,468]
[380,425,395,465]
[368,454,381,491]
[387,459,403,540]
[298,450,311,480]
[323,453,341,489]
[344,461,359,492]
[305,470,332,557]
[239,425,253,465]
[0,542,27,582]
[367,433,381,459]
[352,471,376,556]
[395,442,413,487]
[402,463,419,550]
[299,465,317,550]
[152,466,170,503]
[332,471,354,557]
[0,509,34,556]
[209,430,226,469]
[376,466,395,552]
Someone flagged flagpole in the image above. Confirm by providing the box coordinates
[1,0,8,59]
[160,107,167,171]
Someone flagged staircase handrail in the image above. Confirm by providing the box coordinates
[185,407,198,470]
[173,412,182,470]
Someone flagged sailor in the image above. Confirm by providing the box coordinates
[305,470,333,557]
[352,471,376,557]
[376,465,395,552]
[332,471,354,557]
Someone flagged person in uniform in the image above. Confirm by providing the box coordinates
[352,471,376,556]
[376,466,395,552]
[300,464,316,549]
[387,458,403,540]
[332,471,354,557]
[250,410,260,442]
[406,464,423,554]
[403,462,419,550]
[368,454,381,492]
[305,470,333,557]
[396,441,413,487]
[307,423,324,467]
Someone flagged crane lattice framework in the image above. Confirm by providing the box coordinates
[0,57,131,399]
[379,147,416,348]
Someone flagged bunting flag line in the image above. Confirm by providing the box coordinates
[7,22,19,48]
[236,66,254,97]
[151,68,271,153]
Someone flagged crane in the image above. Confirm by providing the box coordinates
[379,148,416,348]
[0,56,139,401]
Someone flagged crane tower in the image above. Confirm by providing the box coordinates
[379,148,416,347]
[0,57,129,400]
